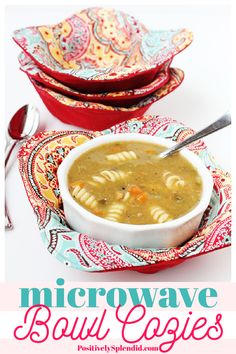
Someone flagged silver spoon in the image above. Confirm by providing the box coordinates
[5,104,40,230]
[159,113,231,159]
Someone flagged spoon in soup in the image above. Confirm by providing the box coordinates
[159,113,231,159]
[5,104,40,230]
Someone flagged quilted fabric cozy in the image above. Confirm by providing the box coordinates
[18,115,231,273]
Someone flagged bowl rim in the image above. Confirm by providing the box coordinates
[57,133,214,231]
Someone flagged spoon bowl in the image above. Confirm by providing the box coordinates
[8,104,40,141]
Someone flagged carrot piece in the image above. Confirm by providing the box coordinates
[128,185,143,196]
[136,192,148,203]
[94,209,104,217]
[110,145,122,152]
[70,181,85,188]
[145,149,156,154]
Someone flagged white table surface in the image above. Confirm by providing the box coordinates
[5,4,231,282]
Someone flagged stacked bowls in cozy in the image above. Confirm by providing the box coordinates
[13,7,193,130]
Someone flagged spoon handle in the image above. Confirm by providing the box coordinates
[5,204,13,230]
[5,139,17,166]
[160,113,231,158]
[5,139,18,231]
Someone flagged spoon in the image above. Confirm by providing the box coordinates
[159,113,231,159]
[5,104,40,230]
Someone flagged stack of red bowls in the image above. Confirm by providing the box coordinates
[13,7,193,130]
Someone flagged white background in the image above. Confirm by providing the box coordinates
[5,3,231,281]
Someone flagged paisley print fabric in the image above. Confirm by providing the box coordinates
[30,68,183,112]
[18,115,231,272]
[13,7,193,81]
[19,52,171,102]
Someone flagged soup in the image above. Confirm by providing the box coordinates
[67,141,202,225]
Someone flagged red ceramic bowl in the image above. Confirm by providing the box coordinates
[13,7,192,92]
[19,52,172,107]
[30,68,184,130]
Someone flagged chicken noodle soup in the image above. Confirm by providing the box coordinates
[67,141,202,225]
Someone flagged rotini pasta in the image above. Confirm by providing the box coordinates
[122,191,130,202]
[100,169,126,182]
[150,206,172,223]
[163,171,185,190]
[106,151,137,162]
[68,141,202,225]
[105,203,125,222]
[92,175,107,184]
[72,185,97,209]
[116,191,131,202]
[90,169,127,185]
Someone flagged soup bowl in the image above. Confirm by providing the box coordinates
[57,133,213,248]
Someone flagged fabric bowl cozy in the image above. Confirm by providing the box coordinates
[28,68,184,130]
[13,7,192,92]
[19,52,172,107]
[18,115,231,274]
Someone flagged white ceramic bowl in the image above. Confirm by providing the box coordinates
[57,133,213,249]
